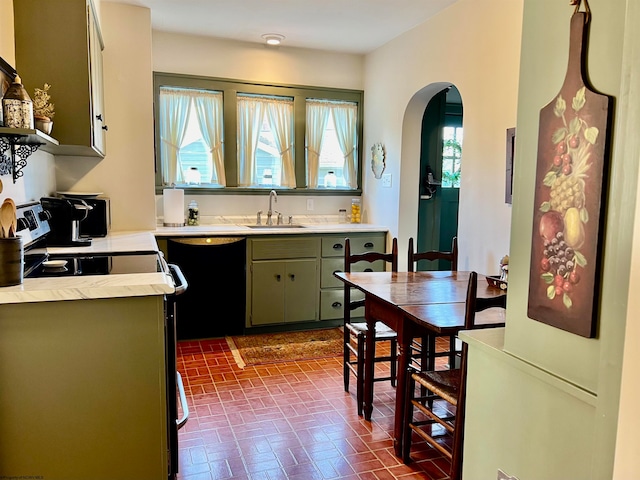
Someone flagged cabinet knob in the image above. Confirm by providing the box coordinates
[275,274,281,281]
[289,274,295,281]
[96,114,103,121]
[102,125,109,131]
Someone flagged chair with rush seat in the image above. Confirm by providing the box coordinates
[408,236,459,371]
[343,237,398,416]
[402,271,507,479]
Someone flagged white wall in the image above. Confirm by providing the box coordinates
[363,0,523,272]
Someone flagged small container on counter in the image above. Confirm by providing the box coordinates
[187,200,199,226]
[351,198,361,223]
[338,209,347,223]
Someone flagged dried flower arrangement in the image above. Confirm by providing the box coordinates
[33,83,55,119]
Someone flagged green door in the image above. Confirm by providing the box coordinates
[417,86,461,270]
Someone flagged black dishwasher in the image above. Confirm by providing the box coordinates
[168,237,246,340]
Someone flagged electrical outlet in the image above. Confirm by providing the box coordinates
[306,199,314,211]
[382,173,392,188]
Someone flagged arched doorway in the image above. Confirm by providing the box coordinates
[416,85,462,269]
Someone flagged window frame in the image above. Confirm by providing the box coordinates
[153,72,364,196]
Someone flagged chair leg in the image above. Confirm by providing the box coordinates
[402,370,415,463]
[390,337,398,387]
[344,328,350,392]
[449,334,457,369]
[356,332,365,416]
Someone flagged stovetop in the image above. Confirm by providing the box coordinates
[17,201,164,279]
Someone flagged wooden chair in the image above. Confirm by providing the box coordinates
[344,237,399,416]
[408,236,458,272]
[402,271,507,479]
[408,236,459,371]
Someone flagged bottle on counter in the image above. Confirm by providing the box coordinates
[187,200,199,226]
[351,198,361,223]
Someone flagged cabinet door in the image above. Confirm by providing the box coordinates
[284,259,318,323]
[13,0,106,156]
[88,2,106,156]
[250,262,285,326]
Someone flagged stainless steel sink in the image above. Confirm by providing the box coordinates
[246,224,306,229]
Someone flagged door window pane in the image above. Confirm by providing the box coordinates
[442,126,462,188]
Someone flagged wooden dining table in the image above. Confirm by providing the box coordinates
[334,270,506,457]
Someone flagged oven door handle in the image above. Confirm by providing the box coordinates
[168,263,188,296]
[176,371,189,430]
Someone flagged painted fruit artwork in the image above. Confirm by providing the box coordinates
[527,10,612,338]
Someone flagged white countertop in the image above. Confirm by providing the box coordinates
[155,222,389,236]
[0,231,174,305]
[1,223,389,305]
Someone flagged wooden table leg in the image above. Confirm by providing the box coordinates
[393,318,413,457]
[363,303,375,421]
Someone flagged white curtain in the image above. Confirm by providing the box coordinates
[305,101,331,188]
[159,88,192,185]
[265,98,295,188]
[193,91,226,185]
[331,103,358,189]
[237,96,265,186]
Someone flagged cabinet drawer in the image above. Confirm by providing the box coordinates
[251,237,319,260]
[320,289,365,320]
[321,234,386,257]
[321,257,385,288]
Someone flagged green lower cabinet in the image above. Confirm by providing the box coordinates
[250,259,318,325]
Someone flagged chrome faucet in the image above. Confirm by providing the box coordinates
[267,190,278,226]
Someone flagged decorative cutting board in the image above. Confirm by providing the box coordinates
[527,2,613,338]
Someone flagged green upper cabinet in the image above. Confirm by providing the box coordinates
[13,0,107,157]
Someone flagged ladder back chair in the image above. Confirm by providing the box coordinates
[344,236,399,416]
[402,271,507,479]
[408,236,459,371]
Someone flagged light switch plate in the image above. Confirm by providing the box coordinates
[381,173,392,188]
[306,199,314,211]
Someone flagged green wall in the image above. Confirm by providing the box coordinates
[462,0,634,478]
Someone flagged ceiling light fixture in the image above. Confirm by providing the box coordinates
[262,34,285,46]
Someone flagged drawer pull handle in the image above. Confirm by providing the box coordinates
[275,274,281,281]
[333,269,342,275]
[289,274,295,281]
[364,242,374,248]
[332,301,342,308]
[333,243,343,250]
[364,268,373,272]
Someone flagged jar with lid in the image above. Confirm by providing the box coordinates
[350,198,361,223]
[338,208,347,224]
[324,171,337,188]
[187,200,199,226]
[185,167,201,185]
[2,75,34,129]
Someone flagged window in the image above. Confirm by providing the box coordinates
[154,73,364,193]
[306,99,358,189]
[158,87,225,187]
[442,126,462,188]
[237,94,295,188]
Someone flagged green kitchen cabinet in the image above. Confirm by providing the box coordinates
[250,259,318,325]
[319,233,387,321]
[13,0,107,156]
[247,236,319,326]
